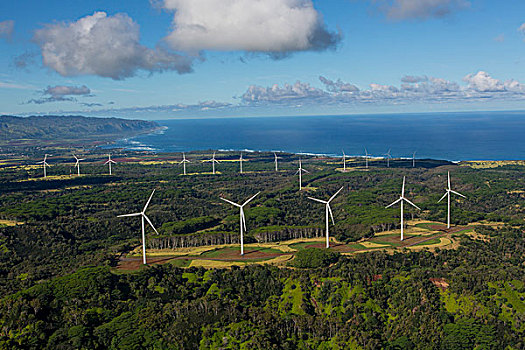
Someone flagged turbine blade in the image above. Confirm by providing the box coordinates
[241,209,247,231]
[327,204,335,225]
[328,186,344,202]
[143,214,159,235]
[403,198,421,210]
[308,197,328,204]
[302,169,309,174]
[450,189,466,198]
[143,189,156,212]
[117,212,142,218]
[437,191,448,203]
[243,192,260,206]
[385,197,402,208]
[402,176,406,197]
[220,197,242,207]
[448,171,451,190]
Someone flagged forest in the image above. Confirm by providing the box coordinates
[0,148,523,349]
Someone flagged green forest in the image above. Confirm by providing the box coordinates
[0,148,523,349]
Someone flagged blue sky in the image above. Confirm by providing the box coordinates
[0,0,524,119]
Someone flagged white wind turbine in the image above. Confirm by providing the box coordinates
[179,152,190,175]
[295,158,309,190]
[73,155,85,176]
[220,192,260,256]
[37,154,51,178]
[364,147,371,168]
[117,189,159,265]
[438,171,466,229]
[274,152,281,172]
[239,152,244,174]
[342,149,348,172]
[104,154,117,175]
[412,151,417,168]
[308,186,344,249]
[385,176,421,241]
[383,148,392,168]
[206,152,220,174]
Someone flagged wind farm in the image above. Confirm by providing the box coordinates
[2,0,524,347]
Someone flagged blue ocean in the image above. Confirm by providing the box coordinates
[109,111,525,161]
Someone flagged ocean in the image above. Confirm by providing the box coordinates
[107,111,525,161]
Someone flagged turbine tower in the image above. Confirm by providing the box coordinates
[206,152,220,174]
[385,176,421,241]
[412,151,417,168]
[308,187,344,248]
[438,171,466,229]
[239,152,244,174]
[104,154,117,175]
[342,149,347,172]
[274,152,281,172]
[179,152,190,175]
[37,154,51,178]
[117,189,159,265]
[295,158,309,190]
[220,192,260,255]
[73,155,85,176]
[383,148,392,168]
[364,147,371,169]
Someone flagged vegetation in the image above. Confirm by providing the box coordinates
[0,147,523,349]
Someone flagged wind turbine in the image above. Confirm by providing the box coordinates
[104,154,117,175]
[438,171,466,229]
[37,154,51,178]
[73,155,85,176]
[220,192,260,255]
[383,148,392,168]
[295,158,309,190]
[117,189,159,265]
[274,152,281,172]
[308,187,344,248]
[385,176,421,241]
[239,152,244,174]
[179,152,190,175]
[206,152,220,174]
[364,147,371,169]
[342,149,348,172]
[412,151,417,168]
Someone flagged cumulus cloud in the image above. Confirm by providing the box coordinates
[319,76,359,93]
[0,20,14,41]
[161,0,340,55]
[374,0,470,20]
[33,12,194,80]
[241,71,525,106]
[27,85,92,104]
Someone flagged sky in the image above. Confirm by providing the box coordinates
[0,0,524,119]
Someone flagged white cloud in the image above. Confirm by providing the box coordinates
[241,81,329,104]
[33,12,194,80]
[241,71,525,106]
[0,20,14,41]
[161,0,340,55]
[375,0,470,20]
[319,76,359,93]
[462,71,505,92]
[27,85,92,104]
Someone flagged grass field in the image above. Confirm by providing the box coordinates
[116,220,472,271]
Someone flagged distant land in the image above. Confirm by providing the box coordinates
[0,115,159,147]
